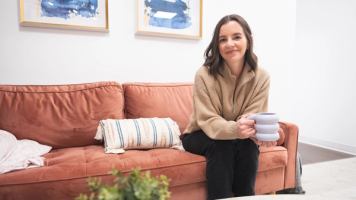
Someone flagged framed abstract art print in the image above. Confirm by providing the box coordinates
[20,0,109,32]
[136,0,202,39]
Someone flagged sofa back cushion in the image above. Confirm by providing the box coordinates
[0,82,125,149]
[123,83,193,132]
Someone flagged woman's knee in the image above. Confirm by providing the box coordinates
[244,139,259,153]
[205,140,235,159]
[236,139,259,161]
[181,130,213,155]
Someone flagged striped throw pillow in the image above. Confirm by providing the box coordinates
[95,118,183,154]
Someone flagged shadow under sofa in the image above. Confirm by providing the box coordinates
[0,81,298,200]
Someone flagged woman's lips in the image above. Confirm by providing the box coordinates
[225,49,238,55]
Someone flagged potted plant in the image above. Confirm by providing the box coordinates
[76,169,170,200]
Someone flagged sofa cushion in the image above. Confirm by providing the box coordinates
[0,145,287,187]
[0,145,206,188]
[123,83,193,133]
[0,82,125,149]
[96,118,183,153]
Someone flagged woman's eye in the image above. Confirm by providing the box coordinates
[219,38,227,43]
[233,36,241,40]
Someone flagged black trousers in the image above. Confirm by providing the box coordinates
[182,130,260,200]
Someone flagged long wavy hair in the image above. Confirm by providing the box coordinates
[204,14,258,77]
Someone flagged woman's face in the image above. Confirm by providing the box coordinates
[218,20,248,64]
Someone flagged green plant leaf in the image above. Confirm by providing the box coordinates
[76,168,170,200]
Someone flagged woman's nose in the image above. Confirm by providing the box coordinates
[226,38,234,46]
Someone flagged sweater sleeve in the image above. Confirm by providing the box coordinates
[193,73,239,140]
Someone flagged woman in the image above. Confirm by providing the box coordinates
[181,14,277,200]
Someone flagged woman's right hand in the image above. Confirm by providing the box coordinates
[236,117,256,139]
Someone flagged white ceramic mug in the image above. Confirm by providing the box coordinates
[248,112,280,141]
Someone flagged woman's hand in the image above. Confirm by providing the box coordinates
[236,116,256,139]
[250,127,279,148]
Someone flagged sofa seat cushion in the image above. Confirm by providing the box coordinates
[0,145,287,189]
[0,82,125,149]
[0,145,205,188]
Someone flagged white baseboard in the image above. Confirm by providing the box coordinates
[299,136,356,155]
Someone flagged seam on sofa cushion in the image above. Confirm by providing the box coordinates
[0,82,121,93]
[122,83,193,89]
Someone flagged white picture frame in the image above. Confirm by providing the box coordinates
[136,0,202,40]
[20,0,109,32]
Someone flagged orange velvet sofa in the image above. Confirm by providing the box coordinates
[0,82,298,200]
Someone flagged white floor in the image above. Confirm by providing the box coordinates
[227,157,356,200]
[301,157,356,199]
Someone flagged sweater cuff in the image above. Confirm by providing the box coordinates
[225,121,238,138]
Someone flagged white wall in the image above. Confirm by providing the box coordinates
[15,1,356,152]
[0,0,295,85]
[293,0,356,154]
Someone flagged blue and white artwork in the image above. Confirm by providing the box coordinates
[137,0,201,39]
[20,0,108,31]
[144,0,192,29]
[41,0,98,19]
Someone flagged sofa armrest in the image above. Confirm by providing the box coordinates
[279,121,299,189]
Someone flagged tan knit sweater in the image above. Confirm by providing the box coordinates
[184,64,270,140]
